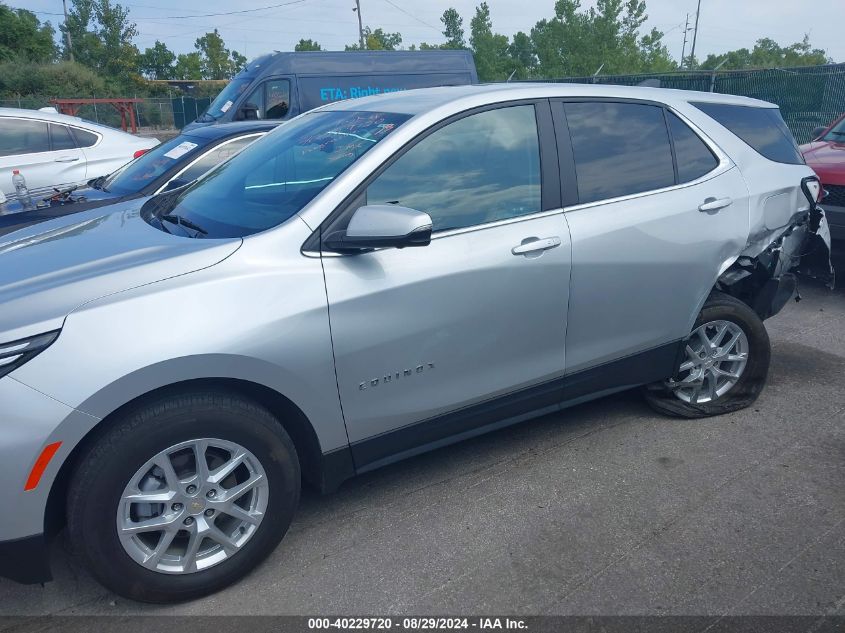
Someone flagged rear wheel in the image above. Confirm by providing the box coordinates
[66,390,300,603]
[644,292,771,418]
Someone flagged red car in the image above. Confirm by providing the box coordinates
[801,113,845,241]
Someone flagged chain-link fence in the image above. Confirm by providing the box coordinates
[0,96,211,136]
[4,63,844,142]
[540,63,845,144]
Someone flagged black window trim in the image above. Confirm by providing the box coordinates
[305,98,563,254]
[550,97,730,211]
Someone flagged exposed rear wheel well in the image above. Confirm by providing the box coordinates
[45,378,325,537]
[715,254,797,321]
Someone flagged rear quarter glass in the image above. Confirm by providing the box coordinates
[691,102,804,165]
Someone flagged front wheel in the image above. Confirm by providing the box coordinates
[644,292,771,418]
[66,390,300,603]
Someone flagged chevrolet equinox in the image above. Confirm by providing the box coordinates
[0,84,833,602]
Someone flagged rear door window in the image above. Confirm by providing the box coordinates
[666,112,718,183]
[0,118,50,156]
[71,127,99,148]
[564,102,675,204]
[692,102,803,165]
[50,123,77,151]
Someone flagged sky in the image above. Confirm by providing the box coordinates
[21,0,845,67]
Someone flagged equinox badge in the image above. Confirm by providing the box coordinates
[359,363,435,391]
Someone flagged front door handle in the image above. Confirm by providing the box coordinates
[54,156,80,163]
[512,236,561,256]
[699,197,732,213]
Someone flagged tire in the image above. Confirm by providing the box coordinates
[644,291,771,418]
[66,389,300,603]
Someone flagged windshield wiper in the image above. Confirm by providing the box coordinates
[89,174,108,191]
[159,213,208,237]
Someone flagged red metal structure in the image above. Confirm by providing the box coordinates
[50,98,144,133]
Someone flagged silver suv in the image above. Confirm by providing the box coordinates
[0,84,833,602]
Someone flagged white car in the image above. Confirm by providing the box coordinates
[0,107,159,197]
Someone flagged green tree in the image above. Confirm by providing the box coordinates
[346,27,402,50]
[295,38,322,51]
[441,8,465,49]
[62,0,140,81]
[0,59,105,98]
[231,49,247,73]
[0,4,56,63]
[139,40,175,79]
[195,29,241,79]
[469,2,511,81]
[173,52,202,79]
[507,31,537,79]
[529,0,675,77]
[700,35,830,70]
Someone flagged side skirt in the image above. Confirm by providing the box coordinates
[319,340,683,490]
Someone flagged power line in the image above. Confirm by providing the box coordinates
[134,0,311,20]
[379,0,440,32]
[17,0,312,20]
[689,0,702,68]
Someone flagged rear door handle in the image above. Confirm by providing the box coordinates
[54,156,80,163]
[512,236,561,256]
[699,197,732,213]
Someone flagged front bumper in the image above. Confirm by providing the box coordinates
[0,534,51,584]
[0,376,97,584]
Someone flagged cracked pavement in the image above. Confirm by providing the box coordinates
[1,255,843,618]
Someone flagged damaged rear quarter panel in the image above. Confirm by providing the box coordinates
[680,103,833,321]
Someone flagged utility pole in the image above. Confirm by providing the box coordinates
[689,0,702,69]
[62,0,74,62]
[680,13,690,69]
[353,0,365,50]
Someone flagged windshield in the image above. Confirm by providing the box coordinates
[142,110,410,238]
[102,135,206,195]
[822,116,845,142]
[205,78,254,120]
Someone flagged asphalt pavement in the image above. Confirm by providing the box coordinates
[1,255,843,618]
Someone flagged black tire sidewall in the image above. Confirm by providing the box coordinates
[67,392,300,603]
[692,297,770,407]
[645,293,771,418]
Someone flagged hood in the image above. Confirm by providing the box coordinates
[800,142,845,186]
[0,199,241,343]
[0,187,126,234]
[800,141,845,166]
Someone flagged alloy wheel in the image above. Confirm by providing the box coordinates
[667,320,749,405]
[116,438,269,574]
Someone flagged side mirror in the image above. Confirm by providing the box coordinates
[238,102,260,120]
[324,204,432,252]
[811,126,826,140]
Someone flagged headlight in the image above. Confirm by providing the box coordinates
[0,331,59,379]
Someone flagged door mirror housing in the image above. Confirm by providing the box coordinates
[811,126,827,140]
[238,102,260,120]
[324,205,433,252]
